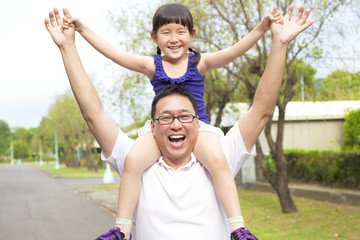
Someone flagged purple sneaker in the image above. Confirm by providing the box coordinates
[231,227,259,240]
[96,227,132,240]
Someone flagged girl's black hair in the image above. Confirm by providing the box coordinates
[153,3,201,65]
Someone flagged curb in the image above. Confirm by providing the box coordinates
[244,182,360,206]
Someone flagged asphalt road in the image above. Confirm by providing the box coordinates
[0,164,117,240]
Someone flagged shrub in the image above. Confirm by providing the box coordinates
[285,149,360,189]
[343,108,360,150]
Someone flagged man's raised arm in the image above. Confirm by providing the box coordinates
[45,8,119,156]
[238,5,314,151]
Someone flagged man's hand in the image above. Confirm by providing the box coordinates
[271,5,314,45]
[44,8,75,48]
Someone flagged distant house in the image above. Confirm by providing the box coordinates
[259,101,360,151]
[220,101,360,184]
[222,101,360,151]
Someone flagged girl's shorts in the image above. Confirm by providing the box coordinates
[137,120,224,138]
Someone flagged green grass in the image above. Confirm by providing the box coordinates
[238,190,360,240]
[93,184,120,191]
[37,163,118,178]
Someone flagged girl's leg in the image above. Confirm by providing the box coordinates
[194,131,244,232]
[116,132,161,238]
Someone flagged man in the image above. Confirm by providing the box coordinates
[45,5,312,240]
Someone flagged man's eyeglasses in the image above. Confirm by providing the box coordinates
[153,114,197,125]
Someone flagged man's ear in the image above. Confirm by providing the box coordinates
[150,32,158,45]
[151,119,155,134]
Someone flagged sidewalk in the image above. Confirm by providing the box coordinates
[243,181,360,206]
[78,187,119,215]
[77,185,137,239]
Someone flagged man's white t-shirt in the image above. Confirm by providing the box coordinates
[102,121,255,240]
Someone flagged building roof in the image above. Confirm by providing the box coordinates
[220,101,360,126]
[272,101,360,121]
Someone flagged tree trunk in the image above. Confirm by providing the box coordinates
[214,101,227,127]
[255,104,298,213]
[274,152,297,213]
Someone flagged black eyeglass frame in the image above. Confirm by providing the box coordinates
[152,114,197,125]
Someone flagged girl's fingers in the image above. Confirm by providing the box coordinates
[271,6,278,16]
[63,8,72,19]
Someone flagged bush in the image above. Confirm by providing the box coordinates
[285,149,360,189]
[343,108,360,150]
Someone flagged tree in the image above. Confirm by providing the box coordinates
[343,108,360,150]
[0,120,11,158]
[106,6,154,129]
[12,127,32,160]
[316,70,360,101]
[37,92,98,170]
[107,0,357,213]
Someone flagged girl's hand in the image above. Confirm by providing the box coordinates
[61,8,83,32]
[271,5,314,45]
[260,7,283,32]
[44,8,75,48]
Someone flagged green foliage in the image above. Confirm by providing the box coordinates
[0,120,11,157]
[316,70,360,101]
[343,108,360,150]
[287,60,317,101]
[263,154,277,175]
[11,127,35,160]
[35,93,96,168]
[285,149,360,188]
[107,2,155,130]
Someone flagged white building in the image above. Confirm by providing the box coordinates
[224,101,360,183]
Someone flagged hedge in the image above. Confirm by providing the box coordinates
[285,149,360,189]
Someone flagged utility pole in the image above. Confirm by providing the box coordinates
[55,132,60,170]
[39,139,43,166]
[10,138,14,165]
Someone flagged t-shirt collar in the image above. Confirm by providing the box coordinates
[158,153,197,171]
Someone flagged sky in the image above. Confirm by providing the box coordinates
[1,0,359,129]
[0,0,148,129]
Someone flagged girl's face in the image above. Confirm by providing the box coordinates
[151,23,195,61]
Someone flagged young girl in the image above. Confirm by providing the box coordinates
[63,3,281,239]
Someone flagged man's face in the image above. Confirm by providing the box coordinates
[151,94,199,168]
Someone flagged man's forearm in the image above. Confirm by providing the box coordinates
[252,40,287,116]
[60,42,103,120]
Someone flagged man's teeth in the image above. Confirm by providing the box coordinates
[169,135,184,139]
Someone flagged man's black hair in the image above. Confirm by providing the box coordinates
[151,84,198,118]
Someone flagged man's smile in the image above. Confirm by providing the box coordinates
[168,134,185,147]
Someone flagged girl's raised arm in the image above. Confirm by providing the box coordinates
[62,8,155,79]
[198,7,281,75]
